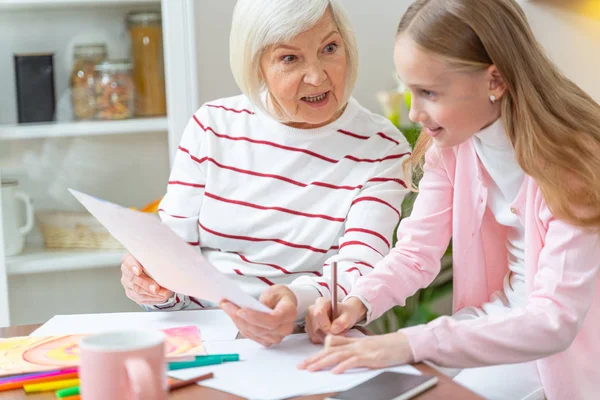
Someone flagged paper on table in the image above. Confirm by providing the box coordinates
[69,189,271,313]
[168,331,421,400]
[31,310,239,342]
[1,326,204,377]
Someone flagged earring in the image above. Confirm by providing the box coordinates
[490,94,497,104]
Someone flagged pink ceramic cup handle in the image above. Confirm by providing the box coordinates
[124,357,158,400]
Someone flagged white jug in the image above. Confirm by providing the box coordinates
[1,179,34,256]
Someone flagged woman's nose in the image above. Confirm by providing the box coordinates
[303,62,328,87]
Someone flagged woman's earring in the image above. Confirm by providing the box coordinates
[490,94,497,104]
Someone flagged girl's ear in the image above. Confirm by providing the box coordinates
[487,65,507,101]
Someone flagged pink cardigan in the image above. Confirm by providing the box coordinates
[350,138,600,399]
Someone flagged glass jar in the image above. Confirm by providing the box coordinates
[94,60,135,120]
[70,43,107,120]
[127,11,167,117]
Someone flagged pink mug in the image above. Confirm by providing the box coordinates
[79,330,167,400]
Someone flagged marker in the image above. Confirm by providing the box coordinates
[168,354,239,371]
[24,378,80,394]
[56,385,80,398]
[0,372,78,392]
[0,367,77,384]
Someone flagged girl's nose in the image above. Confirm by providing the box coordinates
[408,107,428,124]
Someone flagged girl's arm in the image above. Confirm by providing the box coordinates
[402,214,600,367]
[348,147,455,323]
[290,138,412,318]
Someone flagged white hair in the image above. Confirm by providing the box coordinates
[229,0,358,119]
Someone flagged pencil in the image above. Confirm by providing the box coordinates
[168,372,214,392]
[331,261,338,319]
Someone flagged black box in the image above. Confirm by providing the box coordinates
[14,53,56,123]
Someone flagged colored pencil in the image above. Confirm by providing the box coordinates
[331,261,338,319]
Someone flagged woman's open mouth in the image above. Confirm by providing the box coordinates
[301,91,330,107]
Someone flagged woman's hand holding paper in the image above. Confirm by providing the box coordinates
[220,284,298,347]
[120,252,174,305]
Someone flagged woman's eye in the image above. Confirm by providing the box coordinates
[324,43,338,53]
[281,55,297,63]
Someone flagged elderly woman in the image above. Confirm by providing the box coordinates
[120,0,410,346]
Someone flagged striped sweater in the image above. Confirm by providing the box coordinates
[151,94,410,316]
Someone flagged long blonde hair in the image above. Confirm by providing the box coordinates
[399,0,600,228]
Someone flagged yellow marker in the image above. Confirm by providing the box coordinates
[24,378,80,394]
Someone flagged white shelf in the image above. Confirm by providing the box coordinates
[0,0,159,9]
[0,117,168,141]
[6,246,123,276]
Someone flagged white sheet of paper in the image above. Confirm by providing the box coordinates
[69,189,271,313]
[168,331,421,400]
[30,310,239,341]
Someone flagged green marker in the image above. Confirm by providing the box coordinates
[208,354,239,362]
[56,385,80,398]
[168,354,240,371]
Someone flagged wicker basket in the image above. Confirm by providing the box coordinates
[37,211,124,250]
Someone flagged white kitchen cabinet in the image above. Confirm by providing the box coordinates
[0,0,200,326]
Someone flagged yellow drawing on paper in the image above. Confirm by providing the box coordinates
[0,326,205,377]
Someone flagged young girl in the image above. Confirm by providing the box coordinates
[298,0,600,398]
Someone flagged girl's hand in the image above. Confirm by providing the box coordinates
[305,297,367,344]
[297,332,414,374]
[220,284,298,347]
[120,252,173,305]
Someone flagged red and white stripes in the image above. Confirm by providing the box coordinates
[149,95,410,312]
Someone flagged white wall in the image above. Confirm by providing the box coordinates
[193,0,599,111]
[522,0,600,102]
